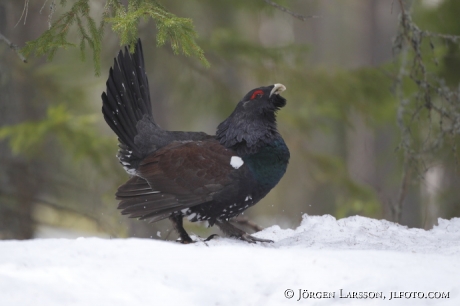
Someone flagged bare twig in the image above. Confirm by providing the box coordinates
[392,0,460,222]
[39,0,50,13]
[0,32,27,63]
[15,0,30,27]
[263,0,320,21]
[40,0,57,29]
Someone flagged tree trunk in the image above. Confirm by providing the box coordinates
[0,1,47,239]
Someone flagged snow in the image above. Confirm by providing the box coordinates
[1,214,459,306]
[230,156,244,169]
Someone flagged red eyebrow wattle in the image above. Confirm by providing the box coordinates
[250,90,264,100]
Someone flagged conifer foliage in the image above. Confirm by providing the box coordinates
[21,0,208,75]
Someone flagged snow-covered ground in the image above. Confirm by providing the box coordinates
[1,214,459,306]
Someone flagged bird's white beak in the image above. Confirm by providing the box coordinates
[269,83,286,97]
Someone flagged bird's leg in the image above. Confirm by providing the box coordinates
[215,219,273,243]
[169,214,193,244]
[231,216,264,232]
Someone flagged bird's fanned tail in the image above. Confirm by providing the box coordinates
[101,39,156,172]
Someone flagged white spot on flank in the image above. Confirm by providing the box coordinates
[245,195,252,201]
[156,231,161,237]
[230,156,244,169]
[187,213,196,221]
[181,209,189,214]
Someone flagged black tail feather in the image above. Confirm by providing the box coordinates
[102,39,154,170]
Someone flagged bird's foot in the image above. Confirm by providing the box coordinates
[215,219,273,244]
[169,214,195,244]
[175,236,195,244]
[240,233,273,244]
[204,234,219,242]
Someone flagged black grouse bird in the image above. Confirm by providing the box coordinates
[102,39,290,243]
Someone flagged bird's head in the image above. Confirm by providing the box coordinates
[239,83,287,112]
[216,84,287,155]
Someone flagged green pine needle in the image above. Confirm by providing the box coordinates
[21,0,209,75]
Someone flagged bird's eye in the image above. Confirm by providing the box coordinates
[250,90,264,100]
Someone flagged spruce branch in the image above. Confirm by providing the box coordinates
[21,0,104,75]
[392,0,460,221]
[40,0,57,29]
[21,0,208,74]
[0,32,27,63]
[106,0,209,67]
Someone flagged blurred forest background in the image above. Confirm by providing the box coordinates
[1,0,459,240]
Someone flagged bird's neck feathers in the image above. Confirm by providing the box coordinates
[216,108,280,156]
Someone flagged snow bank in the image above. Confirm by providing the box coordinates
[1,214,459,306]
[255,214,460,255]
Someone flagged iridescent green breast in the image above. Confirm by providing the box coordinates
[243,138,290,190]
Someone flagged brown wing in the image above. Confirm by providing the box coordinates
[116,139,238,222]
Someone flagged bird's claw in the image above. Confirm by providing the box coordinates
[204,234,219,242]
[176,237,195,244]
[240,233,274,244]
